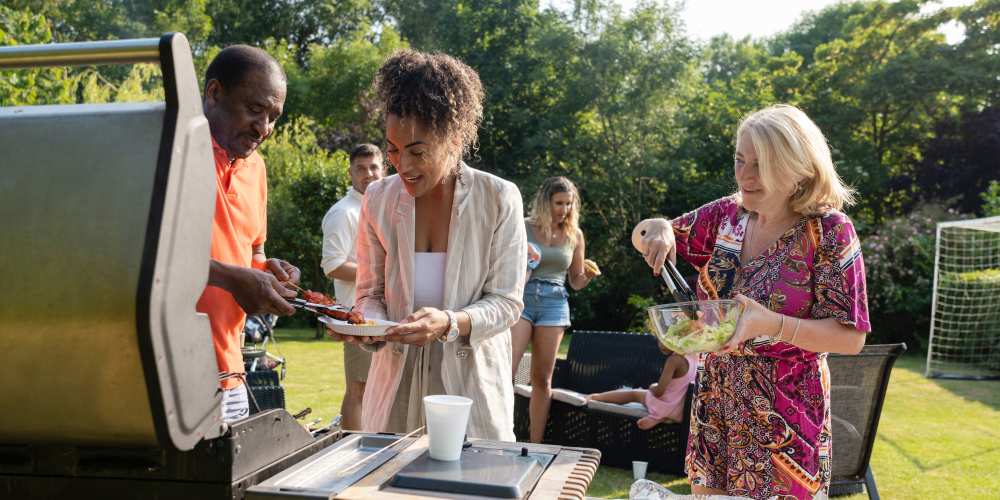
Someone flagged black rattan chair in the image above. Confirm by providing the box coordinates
[514,331,906,496]
[514,330,692,474]
[245,369,286,414]
[828,343,906,499]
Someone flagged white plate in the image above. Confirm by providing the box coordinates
[318,315,398,336]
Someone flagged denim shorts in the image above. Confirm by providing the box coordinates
[521,279,571,327]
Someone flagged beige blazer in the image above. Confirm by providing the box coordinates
[354,163,526,441]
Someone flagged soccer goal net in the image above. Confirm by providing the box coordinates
[926,216,1000,379]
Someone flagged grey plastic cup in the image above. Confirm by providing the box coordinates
[633,460,648,480]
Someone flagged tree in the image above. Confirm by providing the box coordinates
[383,0,580,176]
[796,0,971,221]
[671,35,805,216]
[3,1,208,108]
[913,106,1000,213]
[1,5,75,106]
[291,27,407,150]
[261,118,352,292]
[206,0,379,62]
[951,0,1000,106]
[769,1,873,65]
[7,0,211,46]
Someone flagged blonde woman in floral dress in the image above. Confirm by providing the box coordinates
[633,104,870,499]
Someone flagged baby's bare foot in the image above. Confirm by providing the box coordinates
[637,416,660,430]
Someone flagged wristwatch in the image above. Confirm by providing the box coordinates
[438,310,460,343]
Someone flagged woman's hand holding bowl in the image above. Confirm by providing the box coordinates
[722,294,782,352]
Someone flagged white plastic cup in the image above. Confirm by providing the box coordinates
[423,395,473,461]
[633,460,648,480]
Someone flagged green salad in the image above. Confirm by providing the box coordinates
[660,307,740,353]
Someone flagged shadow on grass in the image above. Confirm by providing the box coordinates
[878,434,1000,473]
[894,355,1000,411]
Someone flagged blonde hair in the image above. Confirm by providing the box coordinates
[736,104,856,215]
[528,176,581,246]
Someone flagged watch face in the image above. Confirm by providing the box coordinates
[440,312,460,343]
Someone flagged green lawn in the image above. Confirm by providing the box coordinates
[268,325,346,425]
[270,327,999,499]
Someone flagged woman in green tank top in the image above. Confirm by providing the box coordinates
[512,176,601,443]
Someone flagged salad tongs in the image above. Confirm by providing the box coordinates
[661,260,699,319]
[660,260,694,303]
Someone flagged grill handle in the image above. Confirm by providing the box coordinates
[0,37,162,69]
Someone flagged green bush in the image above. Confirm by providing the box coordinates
[863,203,969,350]
[261,118,351,296]
[936,268,1000,371]
[941,268,1000,285]
[981,180,1000,217]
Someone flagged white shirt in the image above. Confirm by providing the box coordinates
[321,188,363,306]
[413,253,447,309]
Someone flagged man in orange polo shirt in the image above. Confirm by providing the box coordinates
[197,45,299,422]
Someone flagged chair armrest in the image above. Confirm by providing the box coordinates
[514,383,532,399]
[585,399,648,418]
[552,388,588,406]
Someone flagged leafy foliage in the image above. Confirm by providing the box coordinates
[290,27,407,150]
[260,118,352,293]
[205,0,380,62]
[4,0,1000,343]
[862,203,969,349]
[0,5,75,106]
[5,0,212,46]
[913,106,1000,214]
[982,181,1000,217]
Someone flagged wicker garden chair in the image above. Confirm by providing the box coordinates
[514,330,692,475]
[827,343,906,499]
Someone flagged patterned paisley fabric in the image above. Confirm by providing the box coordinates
[671,196,870,500]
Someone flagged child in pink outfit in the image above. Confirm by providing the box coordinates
[588,342,697,429]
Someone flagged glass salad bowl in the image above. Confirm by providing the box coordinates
[647,299,743,354]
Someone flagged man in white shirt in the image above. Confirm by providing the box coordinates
[321,143,385,431]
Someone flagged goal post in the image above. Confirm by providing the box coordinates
[926,215,1000,380]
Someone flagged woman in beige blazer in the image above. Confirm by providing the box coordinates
[327,50,526,441]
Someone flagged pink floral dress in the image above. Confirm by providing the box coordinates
[673,196,870,500]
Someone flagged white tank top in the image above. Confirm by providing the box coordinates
[413,252,447,309]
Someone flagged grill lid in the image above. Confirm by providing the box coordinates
[0,33,224,451]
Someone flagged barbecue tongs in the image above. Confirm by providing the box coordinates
[290,297,385,352]
[287,297,352,316]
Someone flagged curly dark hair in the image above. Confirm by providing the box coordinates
[374,49,484,158]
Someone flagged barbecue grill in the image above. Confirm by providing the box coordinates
[0,33,342,499]
[0,34,599,500]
